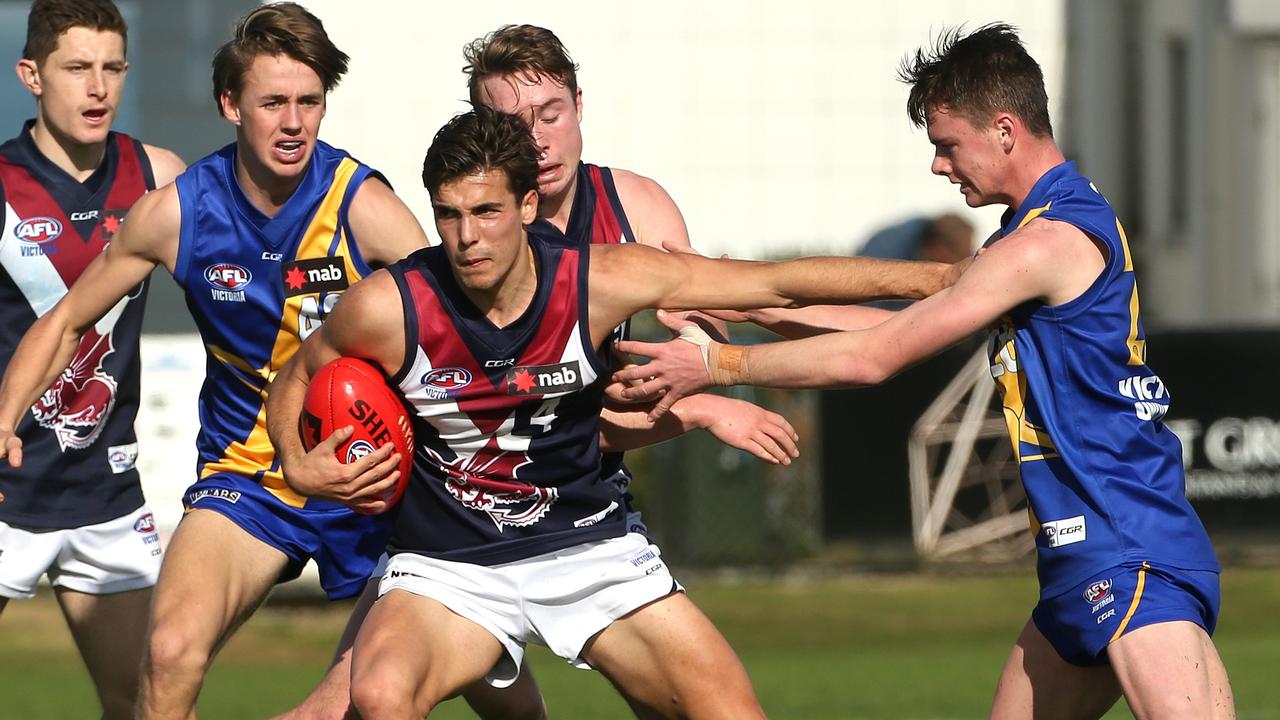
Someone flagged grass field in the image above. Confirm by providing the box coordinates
[1,566,1276,719]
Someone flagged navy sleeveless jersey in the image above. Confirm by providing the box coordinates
[387,222,624,565]
[987,161,1219,597]
[0,122,155,528]
[173,140,378,508]
[567,163,637,478]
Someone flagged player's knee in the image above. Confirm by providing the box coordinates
[143,617,215,681]
[350,667,428,719]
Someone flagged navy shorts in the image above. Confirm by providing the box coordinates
[183,473,390,600]
[1033,561,1220,667]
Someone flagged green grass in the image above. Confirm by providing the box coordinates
[2,567,1276,718]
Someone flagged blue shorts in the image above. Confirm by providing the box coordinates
[183,473,390,600]
[1032,561,1220,667]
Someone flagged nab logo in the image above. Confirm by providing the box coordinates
[1083,578,1113,604]
[422,368,473,399]
[133,513,157,534]
[15,216,62,244]
[283,257,349,297]
[205,263,252,289]
[507,361,583,395]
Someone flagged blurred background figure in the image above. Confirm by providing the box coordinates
[859,212,974,264]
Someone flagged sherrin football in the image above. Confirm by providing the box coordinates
[299,357,415,514]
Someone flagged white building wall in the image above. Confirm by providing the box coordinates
[305,0,1064,258]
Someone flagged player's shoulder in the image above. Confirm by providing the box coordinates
[608,168,671,207]
[602,167,689,249]
[141,143,186,187]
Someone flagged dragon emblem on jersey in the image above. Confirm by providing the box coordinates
[428,433,557,531]
[31,329,118,451]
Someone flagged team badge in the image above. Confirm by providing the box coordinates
[1084,578,1113,605]
[32,328,118,451]
[205,263,251,302]
[421,368,472,399]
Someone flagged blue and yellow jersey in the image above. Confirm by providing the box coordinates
[988,161,1218,597]
[173,140,378,509]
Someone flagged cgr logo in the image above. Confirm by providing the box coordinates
[1041,515,1087,548]
[70,210,99,221]
[484,358,515,368]
[205,263,252,290]
[15,216,62,244]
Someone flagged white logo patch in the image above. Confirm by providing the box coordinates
[1042,515,1087,548]
[107,442,138,474]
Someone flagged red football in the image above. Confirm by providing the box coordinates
[300,357,415,514]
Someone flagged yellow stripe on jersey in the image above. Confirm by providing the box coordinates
[990,321,1058,465]
[1017,202,1053,229]
[1110,562,1150,642]
[205,157,365,509]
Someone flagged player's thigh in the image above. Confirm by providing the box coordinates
[351,588,504,714]
[150,509,288,650]
[581,591,763,719]
[57,587,152,698]
[1107,620,1233,720]
[990,618,1120,720]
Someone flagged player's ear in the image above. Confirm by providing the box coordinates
[574,86,583,122]
[994,112,1016,152]
[15,58,40,96]
[219,90,241,125]
[520,188,539,225]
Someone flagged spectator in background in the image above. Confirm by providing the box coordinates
[860,212,974,264]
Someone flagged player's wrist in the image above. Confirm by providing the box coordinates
[707,342,747,387]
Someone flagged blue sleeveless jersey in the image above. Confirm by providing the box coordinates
[0,123,154,528]
[173,141,378,508]
[988,161,1219,597]
[387,222,624,565]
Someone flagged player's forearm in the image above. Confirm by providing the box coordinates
[598,401,697,452]
[768,257,951,305]
[748,305,896,339]
[710,332,892,390]
[0,314,83,430]
[265,363,310,472]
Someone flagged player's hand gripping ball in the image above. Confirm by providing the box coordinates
[300,357,414,514]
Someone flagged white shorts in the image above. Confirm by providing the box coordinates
[0,505,163,598]
[380,533,680,687]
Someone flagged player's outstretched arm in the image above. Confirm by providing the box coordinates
[614,220,1091,417]
[266,270,407,513]
[0,186,178,467]
[600,393,799,465]
[345,177,432,267]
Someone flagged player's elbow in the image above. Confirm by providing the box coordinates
[830,350,896,387]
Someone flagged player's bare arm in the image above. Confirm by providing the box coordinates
[345,176,432,267]
[599,393,800,464]
[0,185,180,466]
[586,241,955,349]
[143,143,187,187]
[266,269,405,513]
[613,218,1103,410]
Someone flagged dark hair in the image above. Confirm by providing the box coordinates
[899,23,1052,138]
[211,2,348,110]
[23,0,127,64]
[422,107,540,201]
[463,24,579,106]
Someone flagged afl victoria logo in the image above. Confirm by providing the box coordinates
[1083,578,1113,604]
[133,513,157,534]
[15,216,63,244]
[346,439,376,464]
[205,263,253,290]
[422,368,472,398]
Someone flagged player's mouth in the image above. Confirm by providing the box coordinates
[82,108,109,125]
[459,257,489,269]
[274,139,306,163]
[537,163,561,185]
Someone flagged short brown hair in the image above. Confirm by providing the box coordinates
[23,0,127,64]
[463,25,578,106]
[211,2,348,111]
[899,23,1053,138]
[422,106,540,202]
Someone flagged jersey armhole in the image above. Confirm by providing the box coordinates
[0,179,7,254]
[597,167,638,245]
[386,263,417,385]
[575,243,609,378]
[171,177,196,286]
[339,167,387,275]
[131,137,157,191]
